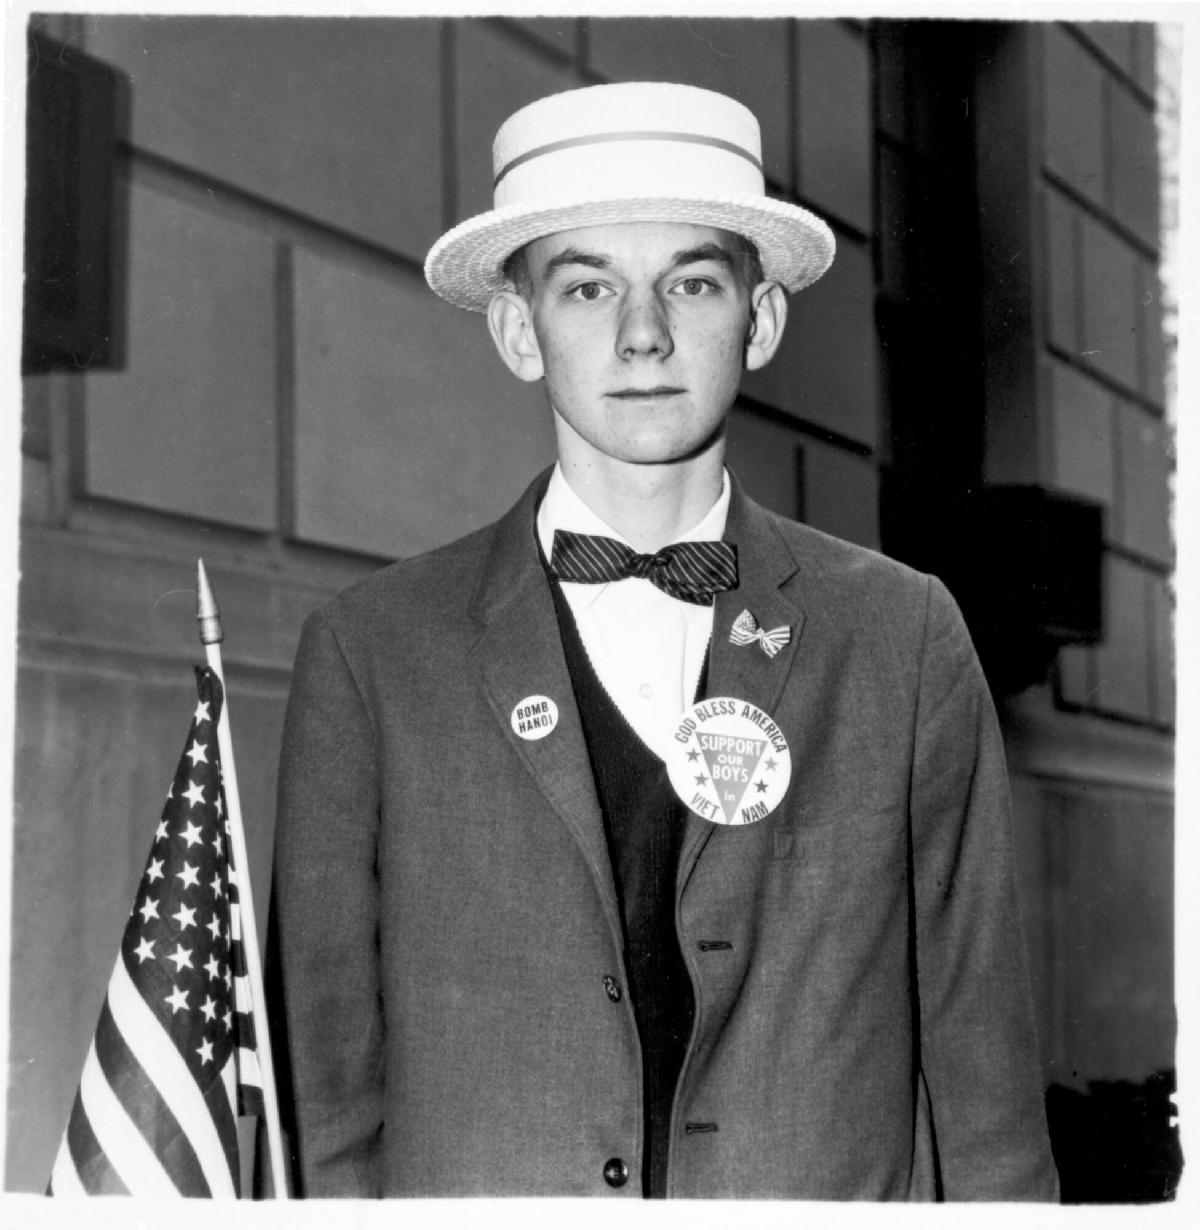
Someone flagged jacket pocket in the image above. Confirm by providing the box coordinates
[771,802,906,861]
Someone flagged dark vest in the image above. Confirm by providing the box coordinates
[547,576,705,1198]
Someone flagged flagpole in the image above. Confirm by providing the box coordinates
[196,559,290,1198]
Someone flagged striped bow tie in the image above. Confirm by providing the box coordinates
[550,530,739,606]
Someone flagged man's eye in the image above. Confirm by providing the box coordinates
[568,282,610,302]
[673,276,717,296]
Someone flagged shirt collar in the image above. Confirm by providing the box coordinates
[537,463,731,609]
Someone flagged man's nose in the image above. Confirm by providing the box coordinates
[615,291,674,359]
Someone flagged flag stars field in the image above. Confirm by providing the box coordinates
[173,903,197,931]
[165,984,190,1014]
[146,857,164,883]
[134,937,155,963]
[138,897,159,923]
[183,780,206,809]
[177,862,200,890]
[186,739,209,767]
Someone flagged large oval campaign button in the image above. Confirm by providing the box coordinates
[666,697,791,825]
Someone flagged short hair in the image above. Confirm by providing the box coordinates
[501,231,765,301]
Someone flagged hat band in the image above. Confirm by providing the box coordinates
[493,130,763,190]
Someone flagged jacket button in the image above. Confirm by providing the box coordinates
[602,975,622,1003]
[603,1157,629,1188]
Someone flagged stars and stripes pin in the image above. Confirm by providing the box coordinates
[666,697,792,826]
[729,608,791,658]
[511,695,559,740]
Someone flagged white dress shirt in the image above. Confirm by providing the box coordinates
[537,464,731,762]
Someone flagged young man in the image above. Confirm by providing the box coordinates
[270,82,1059,1200]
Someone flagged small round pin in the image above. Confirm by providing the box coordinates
[511,695,560,741]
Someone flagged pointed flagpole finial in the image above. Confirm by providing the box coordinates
[196,558,224,646]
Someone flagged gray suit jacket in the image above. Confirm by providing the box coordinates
[270,468,1059,1199]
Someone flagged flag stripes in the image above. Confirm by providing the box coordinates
[227,871,264,1119]
[57,1088,126,1195]
[79,1034,178,1196]
[93,998,212,1195]
[49,666,261,1198]
[106,952,237,1194]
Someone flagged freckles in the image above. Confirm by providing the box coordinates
[703,334,744,368]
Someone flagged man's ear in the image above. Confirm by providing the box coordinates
[743,281,788,372]
[487,290,545,382]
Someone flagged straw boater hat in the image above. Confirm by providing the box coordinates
[424,81,836,312]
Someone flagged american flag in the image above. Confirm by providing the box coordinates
[49,666,263,1196]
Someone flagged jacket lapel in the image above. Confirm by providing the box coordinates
[678,480,807,885]
[468,472,621,937]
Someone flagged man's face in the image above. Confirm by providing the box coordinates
[512,222,763,470]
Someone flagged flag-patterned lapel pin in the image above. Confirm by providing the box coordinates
[729,608,791,658]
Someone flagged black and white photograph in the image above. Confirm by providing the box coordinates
[0,2,1191,1220]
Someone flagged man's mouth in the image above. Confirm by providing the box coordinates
[606,386,686,400]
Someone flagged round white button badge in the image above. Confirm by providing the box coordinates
[666,697,791,825]
[511,695,559,740]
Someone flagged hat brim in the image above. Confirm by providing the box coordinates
[424,194,836,312]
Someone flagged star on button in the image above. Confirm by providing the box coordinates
[694,773,708,786]
[165,985,190,1014]
[686,749,700,763]
[764,757,778,772]
[755,779,768,793]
